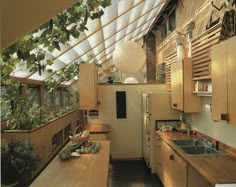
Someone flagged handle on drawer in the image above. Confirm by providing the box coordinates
[221,113,229,121]
[169,155,175,160]
[173,103,177,108]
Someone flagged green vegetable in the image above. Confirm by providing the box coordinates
[74,141,101,154]
[58,147,71,160]
[68,142,84,152]
[59,142,84,160]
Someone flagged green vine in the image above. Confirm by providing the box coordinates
[45,54,103,91]
[1,0,111,86]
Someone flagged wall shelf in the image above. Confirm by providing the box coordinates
[192,91,212,97]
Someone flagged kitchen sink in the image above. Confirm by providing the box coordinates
[171,138,227,156]
[180,146,224,156]
[171,139,205,146]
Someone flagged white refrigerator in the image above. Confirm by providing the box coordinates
[142,92,181,173]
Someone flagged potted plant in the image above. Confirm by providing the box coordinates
[1,139,41,186]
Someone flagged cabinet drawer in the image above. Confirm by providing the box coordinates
[156,136,161,147]
[89,133,107,141]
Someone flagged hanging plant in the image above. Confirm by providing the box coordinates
[45,61,80,92]
[1,0,111,85]
[45,53,102,91]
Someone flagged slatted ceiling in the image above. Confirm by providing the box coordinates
[10,0,167,84]
[192,23,221,81]
[11,64,30,78]
[29,70,52,81]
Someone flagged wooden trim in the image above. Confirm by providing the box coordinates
[2,110,77,133]
[191,23,221,42]
[192,56,210,65]
[192,76,211,81]
[192,22,221,80]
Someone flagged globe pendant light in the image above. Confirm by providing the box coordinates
[112,41,146,73]
[124,77,138,84]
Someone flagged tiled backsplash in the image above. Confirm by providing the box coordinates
[187,97,236,150]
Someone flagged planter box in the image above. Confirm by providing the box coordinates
[1,109,78,178]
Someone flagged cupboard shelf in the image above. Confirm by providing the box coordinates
[192,91,212,97]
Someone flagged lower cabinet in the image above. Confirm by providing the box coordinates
[160,140,187,187]
[188,165,213,187]
[156,135,162,176]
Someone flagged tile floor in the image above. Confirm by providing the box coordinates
[108,160,163,187]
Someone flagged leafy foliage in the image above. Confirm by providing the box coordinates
[45,61,80,92]
[1,83,42,130]
[1,139,41,184]
[1,82,75,130]
[1,0,111,86]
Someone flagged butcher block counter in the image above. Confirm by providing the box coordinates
[157,131,236,185]
[30,141,110,187]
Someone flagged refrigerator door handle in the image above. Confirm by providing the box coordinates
[146,117,149,134]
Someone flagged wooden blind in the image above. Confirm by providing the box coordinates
[192,23,221,80]
[165,51,177,90]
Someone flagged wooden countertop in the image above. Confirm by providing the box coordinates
[86,124,110,134]
[30,141,110,187]
[156,131,236,185]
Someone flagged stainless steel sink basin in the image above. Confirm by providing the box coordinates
[180,146,223,155]
[171,139,204,146]
[171,138,227,156]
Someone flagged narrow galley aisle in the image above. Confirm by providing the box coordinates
[108,160,163,187]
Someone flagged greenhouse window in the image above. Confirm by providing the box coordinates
[44,87,53,109]
[26,85,40,106]
[55,88,62,107]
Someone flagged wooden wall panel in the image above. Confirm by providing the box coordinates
[156,0,225,66]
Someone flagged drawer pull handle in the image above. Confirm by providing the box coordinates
[173,103,177,108]
[221,113,229,121]
[170,155,175,160]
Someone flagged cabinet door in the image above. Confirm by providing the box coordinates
[79,64,98,110]
[171,62,184,110]
[156,136,162,176]
[212,41,228,122]
[172,153,187,187]
[227,36,236,125]
[160,141,173,187]
[183,58,201,113]
[188,165,213,187]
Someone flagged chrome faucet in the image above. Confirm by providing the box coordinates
[201,136,213,147]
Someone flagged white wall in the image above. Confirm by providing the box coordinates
[187,97,236,148]
[88,84,166,159]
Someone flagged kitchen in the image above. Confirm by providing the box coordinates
[1,0,236,187]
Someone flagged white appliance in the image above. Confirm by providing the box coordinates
[142,92,181,173]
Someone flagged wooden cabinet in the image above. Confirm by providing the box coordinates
[156,135,162,176]
[79,64,98,110]
[171,57,201,112]
[160,140,187,187]
[211,36,236,125]
[188,165,213,187]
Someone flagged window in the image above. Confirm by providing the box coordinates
[55,88,62,107]
[44,87,53,108]
[157,7,176,41]
[168,9,176,33]
[0,86,11,119]
[63,89,71,105]
[26,85,40,106]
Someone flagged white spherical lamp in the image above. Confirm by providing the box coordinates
[124,77,138,84]
[112,41,146,73]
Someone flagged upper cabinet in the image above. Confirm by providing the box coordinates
[211,36,236,125]
[79,64,98,110]
[171,57,201,113]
